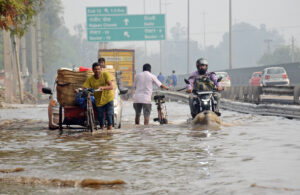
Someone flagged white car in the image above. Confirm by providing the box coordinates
[260,67,290,86]
[43,82,127,129]
[215,72,231,87]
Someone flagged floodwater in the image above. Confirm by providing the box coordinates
[0,100,300,194]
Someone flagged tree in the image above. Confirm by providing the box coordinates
[0,0,42,36]
[258,45,300,65]
[35,0,98,83]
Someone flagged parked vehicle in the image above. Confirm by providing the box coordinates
[153,94,168,124]
[44,78,59,130]
[215,72,231,87]
[260,67,290,86]
[249,71,262,86]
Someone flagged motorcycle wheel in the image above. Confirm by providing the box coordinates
[162,118,168,124]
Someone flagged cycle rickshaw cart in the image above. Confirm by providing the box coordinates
[42,68,127,134]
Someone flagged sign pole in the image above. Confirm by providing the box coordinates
[159,0,162,73]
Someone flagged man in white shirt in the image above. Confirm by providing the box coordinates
[133,64,169,125]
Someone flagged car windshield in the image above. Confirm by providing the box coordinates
[216,72,228,78]
[267,68,285,74]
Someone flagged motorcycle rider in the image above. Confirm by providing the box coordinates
[186,58,223,117]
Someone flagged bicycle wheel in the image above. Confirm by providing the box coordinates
[86,93,96,132]
[88,109,95,132]
[162,118,168,124]
[157,106,163,124]
[160,106,168,124]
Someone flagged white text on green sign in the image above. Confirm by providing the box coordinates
[88,28,165,41]
[86,7,127,16]
[87,14,165,29]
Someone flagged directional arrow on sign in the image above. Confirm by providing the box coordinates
[124,31,130,38]
[87,14,165,29]
[124,18,129,26]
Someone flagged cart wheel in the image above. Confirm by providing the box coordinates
[59,105,63,134]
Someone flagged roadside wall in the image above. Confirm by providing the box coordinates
[174,62,300,87]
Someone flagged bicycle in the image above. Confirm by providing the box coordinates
[77,88,101,132]
[153,94,168,124]
[85,88,97,132]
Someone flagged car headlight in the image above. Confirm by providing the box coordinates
[114,101,118,107]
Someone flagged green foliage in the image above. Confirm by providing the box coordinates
[35,0,98,83]
[258,46,300,65]
[0,0,42,37]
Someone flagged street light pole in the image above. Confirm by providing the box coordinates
[187,0,190,74]
[229,0,232,69]
[160,0,162,73]
[144,0,147,61]
[202,12,206,55]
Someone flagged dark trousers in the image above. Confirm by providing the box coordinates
[96,101,114,127]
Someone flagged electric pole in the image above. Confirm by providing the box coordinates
[144,0,147,61]
[291,36,295,63]
[229,0,232,69]
[163,0,171,74]
[159,0,162,73]
[202,12,206,54]
[187,0,190,74]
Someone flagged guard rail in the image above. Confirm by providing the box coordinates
[154,89,300,119]
[220,85,300,104]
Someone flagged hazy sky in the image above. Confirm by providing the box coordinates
[61,0,300,53]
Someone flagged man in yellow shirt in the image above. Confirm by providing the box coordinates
[83,62,114,130]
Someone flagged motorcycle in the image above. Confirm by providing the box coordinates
[184,76,222,118]
[153,94,168,124]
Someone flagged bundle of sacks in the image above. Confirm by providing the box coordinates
[56,68,116,107]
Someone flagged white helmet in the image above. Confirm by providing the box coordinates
[196,58,208,66]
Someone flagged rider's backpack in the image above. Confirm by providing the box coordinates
[193,75,215,91]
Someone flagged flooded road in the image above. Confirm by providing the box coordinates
[0,101,300,194]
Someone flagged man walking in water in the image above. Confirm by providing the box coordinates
[133,64,169,125]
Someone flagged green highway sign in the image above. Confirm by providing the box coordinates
[86,8,165,42]
[87,27,165,41]
[87,14,165,29]
[86,6,127,16]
